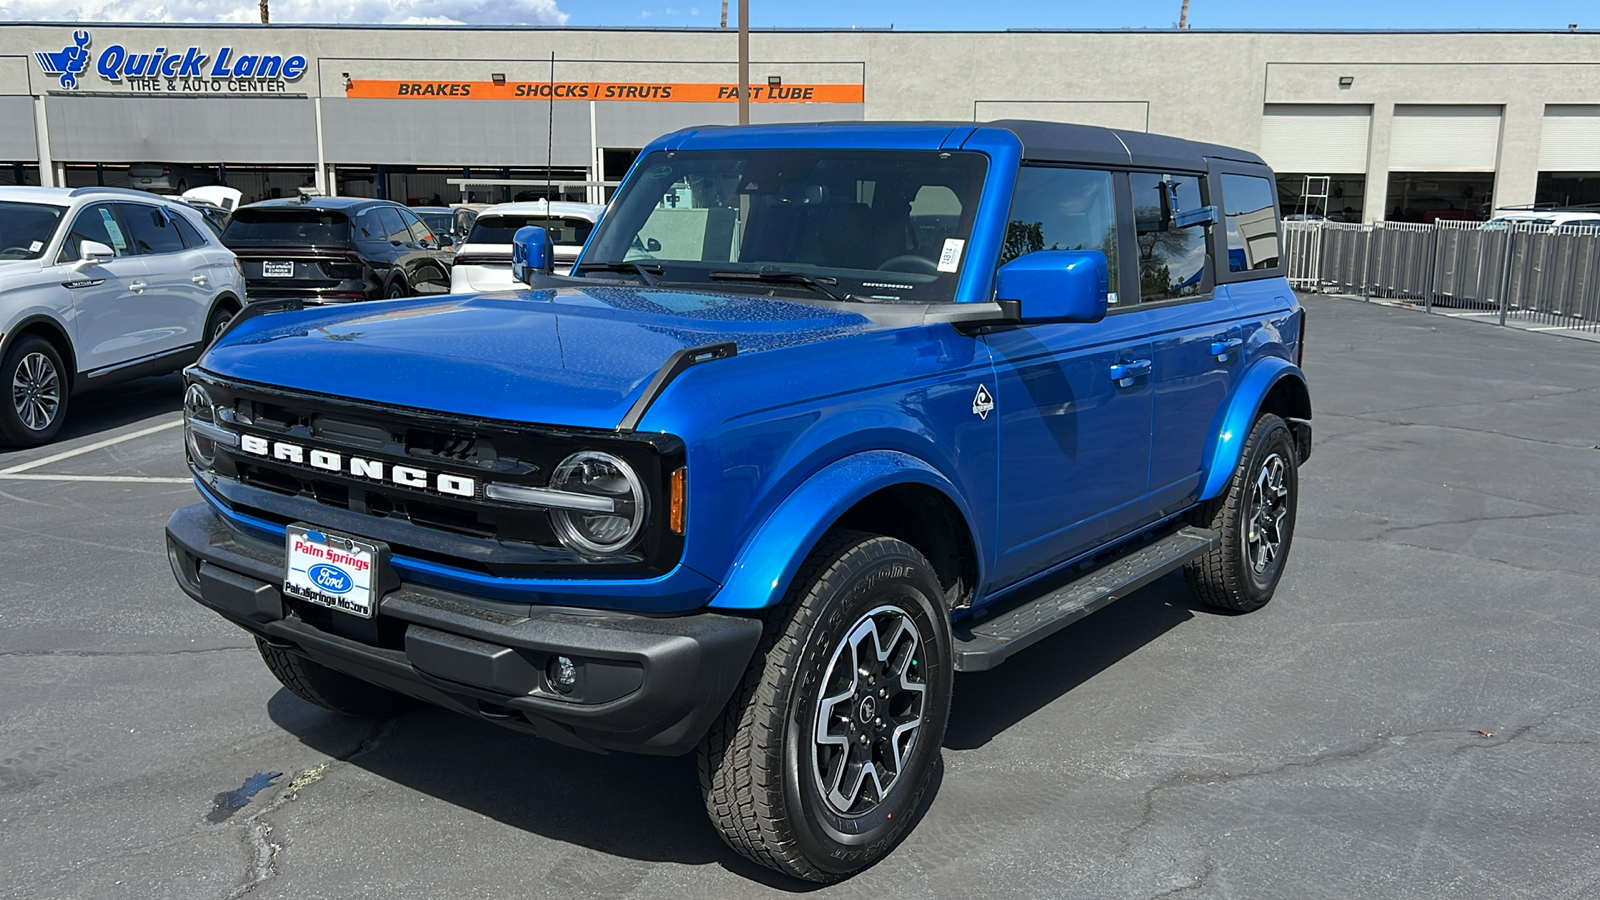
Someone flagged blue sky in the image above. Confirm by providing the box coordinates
[566,1,1594,31]
[3,0,1591,29]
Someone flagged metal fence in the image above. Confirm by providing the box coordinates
[1283,219,1600,332]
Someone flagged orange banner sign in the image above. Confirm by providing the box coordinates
[344,80,863,103]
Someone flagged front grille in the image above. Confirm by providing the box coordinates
[194,375,685,577]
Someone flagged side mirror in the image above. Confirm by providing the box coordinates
[995,250,1109,325]
[511,225,553,285]
[77,240,115,266]
[437,233,455,248]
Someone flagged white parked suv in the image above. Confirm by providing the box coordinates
[0,186,247,447]
[449,200,605,293]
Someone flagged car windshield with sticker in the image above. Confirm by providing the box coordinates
[580,149,987,303]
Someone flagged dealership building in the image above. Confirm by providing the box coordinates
[2,22,1598,221]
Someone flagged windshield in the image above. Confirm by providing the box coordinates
[0,202,67,261]
[417,211,455,236]
[469,214,596,246]
[222,209,350,246]
[581,149,988,303]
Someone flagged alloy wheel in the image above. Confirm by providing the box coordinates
[811,605,928,817]
[11,351,61,433]
[1245,452,1290,576]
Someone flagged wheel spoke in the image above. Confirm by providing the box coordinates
[811,604,928,817]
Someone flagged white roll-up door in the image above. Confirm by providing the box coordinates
[1539,105,1600,171]
[1388,105,1502,172]
[1259,105,1371,174]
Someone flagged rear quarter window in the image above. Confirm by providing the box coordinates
[1221,174,1282,273]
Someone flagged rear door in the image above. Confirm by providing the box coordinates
[1122,170,1244,518]
[118,202,211,354]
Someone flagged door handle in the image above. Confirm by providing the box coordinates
[1108,359,1152,387]
[192,274,208,285]
[1210,337,1244,362]
[129,280,147,292]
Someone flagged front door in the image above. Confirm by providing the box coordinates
[985,165,1154,590]
[57,203,154,374]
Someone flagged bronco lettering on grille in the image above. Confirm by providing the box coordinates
[237,434,476,498]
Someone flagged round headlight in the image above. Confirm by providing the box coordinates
[184,383,218,468]
[548,450,647,557]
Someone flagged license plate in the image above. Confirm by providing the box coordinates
[262,261,294,277]
[284,525,377,618]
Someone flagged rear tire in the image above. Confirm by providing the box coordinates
[1184,413,1300,612]
[385,279,407,299]
[699,530,953,882]
[256,639,416,718]
[0,335,68,448]
[204,303,237,347]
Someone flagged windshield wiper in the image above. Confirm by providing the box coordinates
[708,270,852,302]
[576,260,663,286]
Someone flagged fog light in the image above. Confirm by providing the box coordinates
[549,655,577,692]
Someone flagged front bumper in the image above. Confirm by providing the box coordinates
[166,503,762,755]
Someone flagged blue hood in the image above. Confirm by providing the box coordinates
[200,286,882,430]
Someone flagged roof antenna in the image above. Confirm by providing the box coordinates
[545,51,555,207]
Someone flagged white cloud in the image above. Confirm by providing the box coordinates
[0,0,567,26]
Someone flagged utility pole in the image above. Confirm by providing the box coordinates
[737,0,749,124]
[720,0,728,28]
[259,0,269,24]
[1178,0,1189,29]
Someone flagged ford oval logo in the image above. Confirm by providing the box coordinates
[307,563,353,595]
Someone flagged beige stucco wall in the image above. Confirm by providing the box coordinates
[3,24,1598,217]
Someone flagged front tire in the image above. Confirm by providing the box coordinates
[0,336,68,448]
[1185,413,1300,612]
[256,639,415,718]
[699,531,953,882]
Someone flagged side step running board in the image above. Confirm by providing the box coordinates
[953,526,1220,672]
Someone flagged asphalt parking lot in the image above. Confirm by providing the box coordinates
[3,296,1599,899]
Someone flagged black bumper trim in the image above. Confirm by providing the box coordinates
[166,502,762,756]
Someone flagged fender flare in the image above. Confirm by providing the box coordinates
[708,450,980,611]
[1198,357,1308,501]
[0,313,78,387]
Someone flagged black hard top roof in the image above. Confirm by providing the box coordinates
[987,120,1267,170]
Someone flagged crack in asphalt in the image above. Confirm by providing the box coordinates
[220,717,400,900]
[1300,533,1600,583]
[1115,705,1589,866]
[1321,411,1598,451]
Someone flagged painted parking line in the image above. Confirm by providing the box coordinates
[0,419,184,474]
[0,473,191,484]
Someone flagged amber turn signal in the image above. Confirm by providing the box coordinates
[669,467,686,534]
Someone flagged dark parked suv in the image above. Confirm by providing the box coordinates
[222,196,452,303]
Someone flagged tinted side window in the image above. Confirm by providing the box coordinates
[376,208,409,244]
[120,204,187,255]
[352,209,386,243]
[1221,174,1281,272]
[1001,166,1120,304]
[400,209,434,244]
[172,213,208,249]
[1130,172,1209,303]
[59,204,132,262]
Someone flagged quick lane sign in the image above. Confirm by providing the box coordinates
[33,30,308,93]
[344,80,864,103]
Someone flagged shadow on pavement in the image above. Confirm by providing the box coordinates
[268,690,826,890]
[0,372,184,461]
[943,572,1202,751]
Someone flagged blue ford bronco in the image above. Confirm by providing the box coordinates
[167,120,1310,881]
